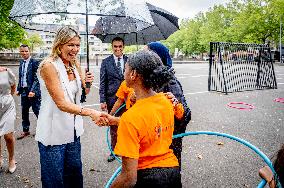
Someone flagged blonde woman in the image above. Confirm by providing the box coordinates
[0,66,17,173]
[35,26,101,187]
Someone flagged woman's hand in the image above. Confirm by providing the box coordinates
[129,92,136,106]
[84,108,101,122]
[164,92,184,119]
[95,112,110,126]
[164,92,179,106]
[85,71,94,84]
[95,113,120,126]
[84,71,94,94]
[259,166,275,188]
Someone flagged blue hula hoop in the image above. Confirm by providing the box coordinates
[105,166,122,188]
[105,130,281,188]
[106,126,122,163]
[105,104,126,163]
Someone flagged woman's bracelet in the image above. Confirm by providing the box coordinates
[78,107,83,115]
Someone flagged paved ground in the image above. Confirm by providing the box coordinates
[0,63,283,188]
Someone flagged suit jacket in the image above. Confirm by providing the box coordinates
[17,58,41,97]
[99,54,128,112]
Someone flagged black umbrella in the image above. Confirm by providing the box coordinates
[92,2,179,45]
[9,0,155,69]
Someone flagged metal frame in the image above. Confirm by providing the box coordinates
[208,42,277,94]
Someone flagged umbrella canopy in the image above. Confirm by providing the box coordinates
[92,2,179,45]
[9,0,155,68]
[9,0,154,34]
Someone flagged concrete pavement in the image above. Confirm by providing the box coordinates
[0,64,283,188]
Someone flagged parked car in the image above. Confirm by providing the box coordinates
[272,47,284,62]
[203,56,210,61]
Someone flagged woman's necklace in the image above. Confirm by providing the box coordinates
[64,64,75,74]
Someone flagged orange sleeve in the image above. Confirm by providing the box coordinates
[174,103,184,120]
[116,81,126,100]
[114,117,140,159]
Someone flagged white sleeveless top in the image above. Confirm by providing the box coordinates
[35,58,84,146]
[69,80,78,101]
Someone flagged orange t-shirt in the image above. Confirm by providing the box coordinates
[116,80,135,109]
[174,103,184,120]
[114,93,179,170]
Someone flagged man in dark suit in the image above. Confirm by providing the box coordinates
[99,37,127,162]
[16,44,41,140]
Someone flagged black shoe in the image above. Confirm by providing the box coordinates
[107,154,116,162]
[17,132,30,140]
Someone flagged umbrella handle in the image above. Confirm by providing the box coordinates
[86,82,91,88]
[85,68,91,88]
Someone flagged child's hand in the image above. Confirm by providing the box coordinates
[129,92,136,106]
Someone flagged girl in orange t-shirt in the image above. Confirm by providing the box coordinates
[110,80,184,118]
[109,80,135,115]
[99,50,181,188]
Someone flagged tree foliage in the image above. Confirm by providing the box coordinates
[123,45,143,54]
[22,33,44,52]
[0,0,26,50]
[165,0,284,56]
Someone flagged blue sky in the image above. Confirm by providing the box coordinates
[146,0,229,19]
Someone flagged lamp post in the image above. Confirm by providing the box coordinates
[280,15,282,63]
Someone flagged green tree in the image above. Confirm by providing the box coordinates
[107,44,143,54]
[22,33,44,52]
[182,14,207,55]
[0,0,26,50]
[199,3,238,51]
[123,45,143,54]
[163,29,184,54]
[164,0,284,55]
[268,0,284,46]
[229,0,275,43]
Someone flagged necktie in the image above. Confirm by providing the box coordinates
[21,60,26,87]
[117,58,122,74]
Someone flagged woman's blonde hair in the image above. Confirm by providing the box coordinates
[51,26,80,59]
[48,26,85,87]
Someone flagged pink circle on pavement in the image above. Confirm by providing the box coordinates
[227,102,255,111]
[274,98,284,104]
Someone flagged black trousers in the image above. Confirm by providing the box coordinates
[134,167,181,188]
[21,88,40,132]
[107,98,125,150]
[170,137,183,170]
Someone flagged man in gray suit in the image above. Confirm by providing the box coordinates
[99,37,127,162]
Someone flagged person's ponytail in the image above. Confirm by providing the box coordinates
[146,66,174,91]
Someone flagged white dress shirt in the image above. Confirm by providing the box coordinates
[113,55,124,73]
[22,57,31,87]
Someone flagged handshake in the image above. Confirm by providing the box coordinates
[90,92,179,127]
[90,111,120,127]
